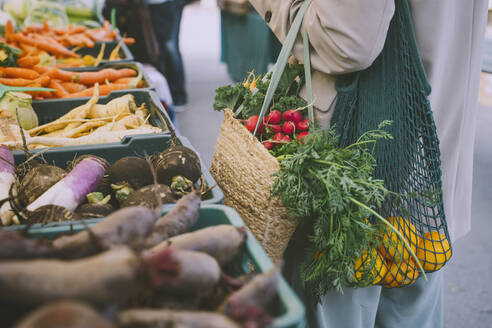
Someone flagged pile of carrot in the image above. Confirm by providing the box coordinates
[2,20,134,60]
[0,62,143,99]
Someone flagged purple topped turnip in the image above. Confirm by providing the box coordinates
[0,145,16,225]
[69,155,111,195]
[26,158,105,213]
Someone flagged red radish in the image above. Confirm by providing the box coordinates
[283,109,303,123]
[282,121,296,135]
[297,119,309,131]
[282,135,291,143]
[297,131,309,143]
[244,116,264,133]
[265,123,281,134]
[264,110,281,124]
[273,132,284,142]
[263,141,273,150]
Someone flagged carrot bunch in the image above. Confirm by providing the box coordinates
[0,62,143,100]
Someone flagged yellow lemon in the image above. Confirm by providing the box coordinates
[383,258,419,288]
[416,231,452,271]
[380,216,418,263]
[353,248,386,286]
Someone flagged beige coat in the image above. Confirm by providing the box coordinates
[249,0,488,242]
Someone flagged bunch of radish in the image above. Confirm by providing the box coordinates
[0,190,283,328]
[243,108,310,150]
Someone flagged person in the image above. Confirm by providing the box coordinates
[248,0,488,327]
[146,0,188,111]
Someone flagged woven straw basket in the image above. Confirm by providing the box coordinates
[211,108,298,262]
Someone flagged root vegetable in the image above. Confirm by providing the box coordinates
[0,229,55,260]
[219,264,282,315]
[2,67,40,80]
[28,205,81,223]
[74,68,137,86]
[17,165,66,208]
[154,145,202,186]
[264,110,281,124]
[75,202,114,219]
[244,115,263,133]
[0,145,15,225]
[26,158,105,212]
[13,301,115,328]
[17,56,41,69]
[117,309,240,328]
[263,141,273,150]
[52,206,157,258]
[68,155,111,195]
[297,119,309,131]
[282,121,296,135]
[142,248,221,297]
[297,131,309,143]
[110,156,153,190]
[88,94,135,119]
[0,247,141,306]
[150,225,247,266]
[121,184,176,209]
[145,190,201,247]
[3,128,162,148]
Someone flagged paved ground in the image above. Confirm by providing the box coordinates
[175,3,492,327]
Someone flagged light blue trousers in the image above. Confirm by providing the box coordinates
[313,271,443,328]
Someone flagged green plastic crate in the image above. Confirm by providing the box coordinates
[67,40,134,70]
[16,205,305,328]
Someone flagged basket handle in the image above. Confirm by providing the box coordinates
[253,0,313,135]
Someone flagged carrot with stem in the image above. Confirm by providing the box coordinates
[66,83,130,98]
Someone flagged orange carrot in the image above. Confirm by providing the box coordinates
[68,25,88,35]
[17,56,41,68]
[74,68,137,85]
[0,78,35,86]
[49,80,69,98]
[47,68,76,82]
[12,33,78,58]
[123,37,136,45]
[61,82,87,93]
[2,67,40,80]
[5,21,14,43]
[113,77,143,88]
[32,65,51,74]
[33,75,51,87]
[66,83,130,98]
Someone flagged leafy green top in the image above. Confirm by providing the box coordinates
[272,122,393,300]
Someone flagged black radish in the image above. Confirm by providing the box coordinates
[121,184,176,209]
[109,156,153,203]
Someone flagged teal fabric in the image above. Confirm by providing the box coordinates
[330,0,450,270]
[220,11,281,82]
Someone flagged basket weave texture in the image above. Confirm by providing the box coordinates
[211,108,298,262]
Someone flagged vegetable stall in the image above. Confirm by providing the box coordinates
[0,1,305,327]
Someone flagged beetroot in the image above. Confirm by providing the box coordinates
[14,301,115,328]
[117,309,240,328]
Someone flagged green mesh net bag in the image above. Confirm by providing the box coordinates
[330,0,452,288]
